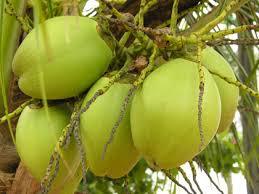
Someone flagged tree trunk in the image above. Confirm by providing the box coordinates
[238,17,259,194]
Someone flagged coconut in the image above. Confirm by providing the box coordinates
[12,16,112,99]
[201,47,239,132]
[130,58,221,169]
[16,105,82,194]
[80,77,140,178]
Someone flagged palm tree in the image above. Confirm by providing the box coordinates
[0,0,258,193]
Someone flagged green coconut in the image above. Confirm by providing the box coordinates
[80,77,140,178]
[16,105,82,194]
[201,47,239,132]
[130,58,221,169]
[12,16,112,99]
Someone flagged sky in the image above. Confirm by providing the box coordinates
[82,1,253,193]
[153,163,247,194]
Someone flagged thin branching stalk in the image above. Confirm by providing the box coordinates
[41,58,133,191]
[73,120,88,193]
[99,0,153,44]
[119,0,158,47]
[207,38,259,46]
[194,159,224,194]
[41,101,83,193]
[133,45,158,86]
[80,60,131,116]
[162,170,192,194]
[178,167,197,194]
[201,24,259,41]
[5,0,31,32]
[170,0,179,35]
[138,0,146,26]
[101,85,136,160]
[196,0,240,35]
[196,40,205,150]
[158,0,208,28]
[98,0,124,19]
[238,106,259,115]
[209,69,259,99]
[189,161,203,194]
[40,151,59,194]
[202,167,224,194]
[0,99,35,125]
[102,46,158,158]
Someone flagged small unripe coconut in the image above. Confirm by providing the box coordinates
[16,105,82,194]
[201,47,239,132]
[130,58,221,169]
[12,16,112,99]
[80,77,140,178]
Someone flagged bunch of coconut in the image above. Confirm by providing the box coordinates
[12,16,238,193]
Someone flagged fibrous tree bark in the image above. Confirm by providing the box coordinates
[238,14,259,194]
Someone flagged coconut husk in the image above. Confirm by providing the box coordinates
[0,171,14,194]
[6,163,40,194]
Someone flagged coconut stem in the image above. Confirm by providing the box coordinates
[196,39,205,151]
[170,0,179,35]
[189,161,203,194]
[73,120,88,194]
[156,0,208,29]
[119,0,158,47]
[101,46,158,159]
[80,59,132,115]
[178,167,197,194]
[195,0,240,35]
[5,0,32,33]
[138,0,146,27]
[133,45,158,86]
[0,99,35,125]
[209,69,259,99]
[40,151,59,194]
[41,59,133,192]
[101,85,136,160]
[40,101,84,194]
[207,38,259,46]
[201,24,259,42]
[162,169,192,194]
[194,158,224,194]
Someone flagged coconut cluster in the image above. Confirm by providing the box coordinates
[13,16,239,193]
